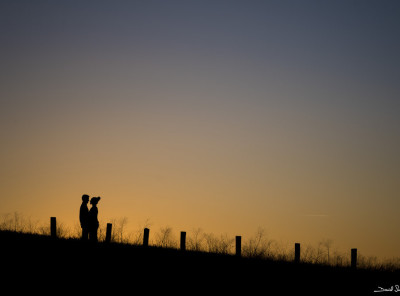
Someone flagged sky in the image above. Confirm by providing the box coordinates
[1,0,400,259]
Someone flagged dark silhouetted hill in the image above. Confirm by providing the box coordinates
[1,230,397,295]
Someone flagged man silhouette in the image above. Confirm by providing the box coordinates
[80,194,90,240]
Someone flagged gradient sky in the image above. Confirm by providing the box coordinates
[1,0,400,258]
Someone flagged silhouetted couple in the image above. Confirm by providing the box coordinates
[80,194,101,242]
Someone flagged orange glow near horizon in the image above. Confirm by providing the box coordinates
[2,100,399,259]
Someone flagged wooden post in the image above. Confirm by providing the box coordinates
[180,231,186,251]
[295,243,301,263]
[351,248,357,269]
[105,223,112,243]
[143,228,150,247]
[50,217,57,238]
[236,236,241,257]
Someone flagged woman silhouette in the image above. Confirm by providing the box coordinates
[88,197,101,242]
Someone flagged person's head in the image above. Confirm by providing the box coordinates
[90,196,101,206]
[82,194,89,203]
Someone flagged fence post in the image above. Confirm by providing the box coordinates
[295,243,301,263]
[180,231,186,251]
[236,236,241,257]
[143,228,150,247]
[50,217,57,238]
[351,248,357,269]
[105,223,112,243]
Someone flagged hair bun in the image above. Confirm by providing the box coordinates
[90,196,101,204]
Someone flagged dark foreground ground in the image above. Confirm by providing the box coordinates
[1,231,398,295]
